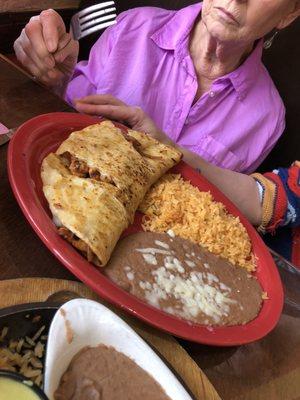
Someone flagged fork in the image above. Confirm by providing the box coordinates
[70,1,117,41]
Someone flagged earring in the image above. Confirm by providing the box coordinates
[263,30,279,49]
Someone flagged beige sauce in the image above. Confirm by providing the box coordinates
[0,377,40,400]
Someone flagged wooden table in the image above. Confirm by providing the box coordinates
[1,54,300,400]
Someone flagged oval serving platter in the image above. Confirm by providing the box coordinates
[7,112,283,346]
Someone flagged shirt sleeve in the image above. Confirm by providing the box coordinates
[65,23,118,105]
[251,161,300,233]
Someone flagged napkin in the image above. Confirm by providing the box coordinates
[0,122,8,135]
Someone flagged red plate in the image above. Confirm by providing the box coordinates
[8,112,283,346]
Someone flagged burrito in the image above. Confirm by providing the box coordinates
[41,120,181,266]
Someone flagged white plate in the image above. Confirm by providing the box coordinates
[44,299,193,400]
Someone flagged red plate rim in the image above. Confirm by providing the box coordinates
[7,112,284,346]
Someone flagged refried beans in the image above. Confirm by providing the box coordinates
[54,345,171,400]
[104,232,263,326]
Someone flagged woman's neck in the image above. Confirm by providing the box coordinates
[189,19,254,98]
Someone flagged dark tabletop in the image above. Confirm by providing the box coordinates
[0,54,299,400]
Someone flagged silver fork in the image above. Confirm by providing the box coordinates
[70,1,117,41]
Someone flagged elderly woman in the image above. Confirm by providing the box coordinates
[14,1,300,173]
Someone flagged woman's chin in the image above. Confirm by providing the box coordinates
[204,16,242,43]
[207,23,242,43]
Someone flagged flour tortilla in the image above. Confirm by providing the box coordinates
[41,153,128,266]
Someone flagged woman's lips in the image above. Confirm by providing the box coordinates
[214,7,239,25]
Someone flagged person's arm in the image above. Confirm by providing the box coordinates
[184,153,262,226]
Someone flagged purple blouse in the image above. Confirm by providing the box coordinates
[66,3,285,173]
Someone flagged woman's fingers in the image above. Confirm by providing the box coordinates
[76,94,127,107]
[14,8,77,86]
[75,99,165,141]
[75,102,138,125]
[13,44,43,78]
[40,9,66,53]
[39,11,79,71]
[75,96,162,140]
[24,21,55,70]
[53,34,79,66]
[55,32,72,53]
[14,14,54,75]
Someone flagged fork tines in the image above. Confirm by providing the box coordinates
[71,1,117,40]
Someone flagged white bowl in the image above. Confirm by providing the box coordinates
[44,299,193,400]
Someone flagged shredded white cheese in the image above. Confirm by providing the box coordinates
[185,260,196,268]
[154,240,170,249]
[126,272,134,281]
[142,253,158,265]
[136,248,171,255]
[139,252,237,323]
[167,229,175,238]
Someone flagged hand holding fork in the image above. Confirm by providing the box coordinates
[13,3,116,94]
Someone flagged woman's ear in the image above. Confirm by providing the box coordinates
[276,1,300,30]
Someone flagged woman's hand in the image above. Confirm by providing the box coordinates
[14,9,79,92]
[74,94,174,145]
